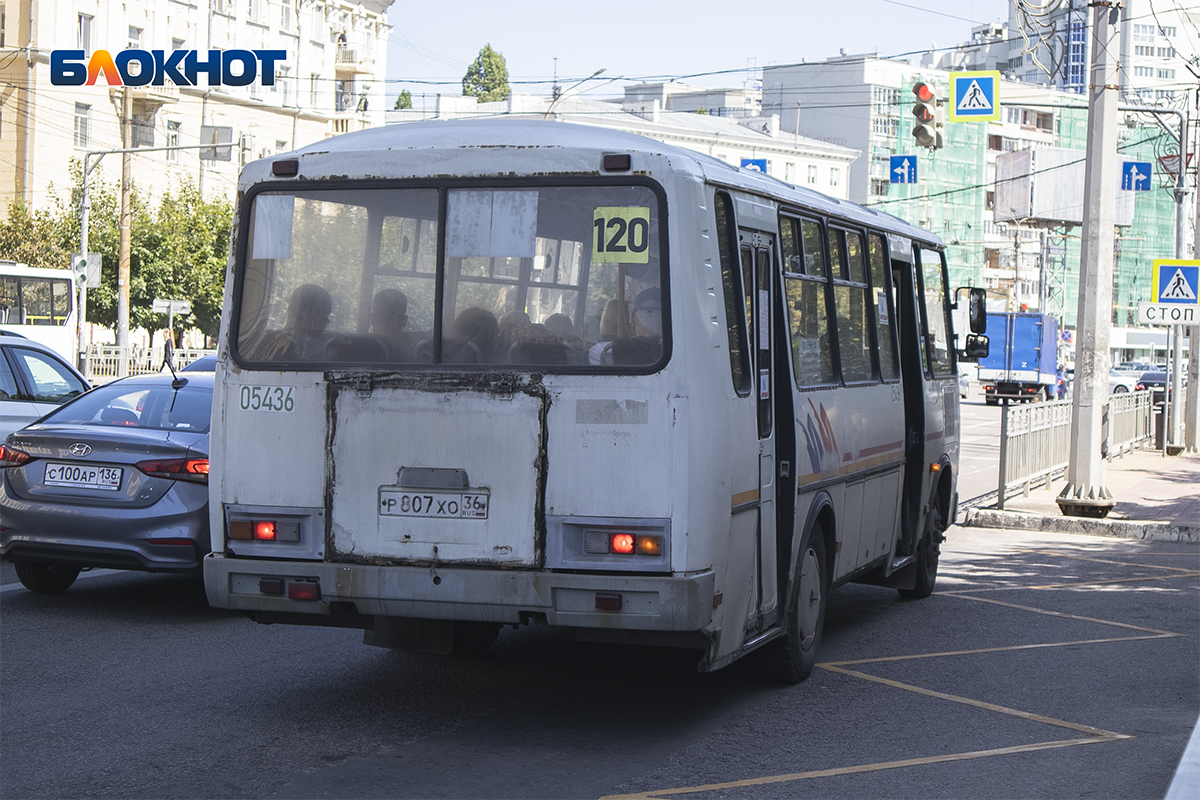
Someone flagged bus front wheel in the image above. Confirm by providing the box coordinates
[762,527,829,683]
[899,504,943,600]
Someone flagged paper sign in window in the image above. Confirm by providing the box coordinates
[446,190,538,258]
[592,207,650,264]
[252,194,295,260]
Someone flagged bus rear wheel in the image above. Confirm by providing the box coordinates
[762,527,829,683]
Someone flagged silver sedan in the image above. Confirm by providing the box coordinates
[0,373,213,593]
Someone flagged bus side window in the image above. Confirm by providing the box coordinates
[784,217,835,387]
[868,233,899,381]
[830,228,874,383]
[715,192,750,396]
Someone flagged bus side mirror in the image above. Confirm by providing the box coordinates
[960,333,988,362]
[968,287,987,334]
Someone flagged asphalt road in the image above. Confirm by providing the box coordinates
[2,526,1196,799]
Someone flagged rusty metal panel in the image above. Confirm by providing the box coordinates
[329,385,542,566]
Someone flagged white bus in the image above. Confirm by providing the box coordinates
[204,121,987,679]
[0,263,78,362]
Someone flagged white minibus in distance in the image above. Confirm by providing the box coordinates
[204,120,986,679]
[0,262,78,362]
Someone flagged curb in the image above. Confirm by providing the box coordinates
[961,507,1200,543]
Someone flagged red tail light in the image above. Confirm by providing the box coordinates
[0,445,33,469]
[1136,383,1145,391]
[135,458,209,483]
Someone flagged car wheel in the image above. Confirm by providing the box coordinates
[14,562,81,593]
[1113,385,1128,393]
[760,526,829,684]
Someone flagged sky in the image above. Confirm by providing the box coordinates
[383,0,1009,105]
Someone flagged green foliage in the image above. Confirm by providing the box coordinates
[2,161,232,341]
[0,203,72,268]
[695,107,709,115]
[393,90,413,110]
[462,44,510,102]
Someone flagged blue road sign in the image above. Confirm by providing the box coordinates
[890,155,918,184]
[1153,260,1200,304]
[1121,161,1153,191]
[741,158,767,173]
[948,71,1000,122]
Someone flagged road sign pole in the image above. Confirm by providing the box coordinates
[1169,105,1190,451]
[1058,0,1119,518]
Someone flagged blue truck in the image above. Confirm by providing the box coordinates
[977,312,1059,405]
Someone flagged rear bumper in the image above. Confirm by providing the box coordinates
[203,553,715,632]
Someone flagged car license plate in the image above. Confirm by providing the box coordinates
[379,490,489,519]
[44,462,122,490]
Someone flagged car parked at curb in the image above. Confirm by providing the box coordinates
[0,332,90,441]
[0,372,213,593]
[1109,369,1139,394]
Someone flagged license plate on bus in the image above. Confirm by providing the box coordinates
[379,490,489,519]
[44,462,122,490]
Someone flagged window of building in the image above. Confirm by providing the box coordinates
[830,167,840,188]
[172,38,185,51]
[1,4,6,48]
[1156,90,1175,100]
[74,103,90,148]
[281,0,296,32]
[806,164,817,184]
[278,66,290,105]
[310,73,320,106]
[131,113,154,147]
[77,13,92,51]
[1134,66,1154,77]
[127,26,141,50]
[1158,69,1175,80]
[785,162,795,182]
[870,179,890,197]
[1158,47,1176,58]
[275,139,288,155]
[166,121,181,162]
[248,0,261,23]
[1158,26,1176,37]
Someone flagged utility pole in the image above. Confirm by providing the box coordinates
[117,87,132,377]
[1057,0,1120,518]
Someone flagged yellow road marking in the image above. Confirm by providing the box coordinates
[596,550,1188,800]
[599,737,1126,800]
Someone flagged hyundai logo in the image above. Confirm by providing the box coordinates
[68,443,92,457]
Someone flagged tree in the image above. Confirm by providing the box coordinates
[3,162,232,344]
[393,90,413,110]
[462,44,510,102]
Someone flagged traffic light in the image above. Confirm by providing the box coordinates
[911,82,943,149]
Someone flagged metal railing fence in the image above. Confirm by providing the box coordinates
[997,392,1154,509]
[83,345,214,383]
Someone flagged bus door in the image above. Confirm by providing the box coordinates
[740,231,778,622]
[892,249,927,551]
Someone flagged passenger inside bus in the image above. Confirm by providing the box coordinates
[370,288,420,361]
[588,298,630,365]
[444,307,499,363]
[261,284,333,361]
[609,287,663,365]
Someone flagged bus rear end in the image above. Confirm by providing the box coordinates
[204,125,715,654]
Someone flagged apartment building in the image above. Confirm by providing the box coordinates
[1,0,392,215]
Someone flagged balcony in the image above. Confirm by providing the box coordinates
[335,44,374,75]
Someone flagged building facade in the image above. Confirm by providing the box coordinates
[385,89,861,202]
[1,0,392,215]
[763,55,1192,350]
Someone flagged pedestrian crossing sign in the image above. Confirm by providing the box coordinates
[948,71,1001,122]
[1152,259,1200,305]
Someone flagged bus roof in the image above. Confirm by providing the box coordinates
[251,119,940,248]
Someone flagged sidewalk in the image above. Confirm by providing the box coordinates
[962,447,1200,542]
